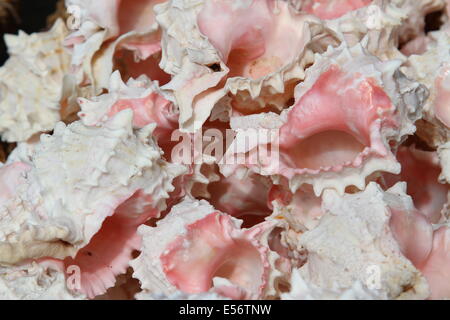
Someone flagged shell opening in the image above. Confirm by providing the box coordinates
[280,130,366,170]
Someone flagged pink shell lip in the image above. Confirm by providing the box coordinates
[197,0,309,80]
[159,212,272,299]
[41,191,160,299]
[420,226,450,300]
[300,0,373,20]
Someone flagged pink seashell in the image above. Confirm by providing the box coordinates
[131,198,285,299]
[156,0,340,132]
[65,0,169,94]
[206,170,272,220]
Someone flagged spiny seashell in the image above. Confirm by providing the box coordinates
[0,260,85,300]
[0,19,70,142]
[131,197,285,299]
[205,169,273,219]
[0,110,185,298]
[65,0,168,93]
[221,42,427,196]
[155,0,340,132]
[297,182,430,299]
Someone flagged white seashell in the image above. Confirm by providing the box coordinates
[0,20,70,142]
[297,182,430,299]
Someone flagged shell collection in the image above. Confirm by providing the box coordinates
[0,0,449,300]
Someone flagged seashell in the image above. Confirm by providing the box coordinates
[78,71,178,145]
[402,30,450,183]
[130,197,285,299]
[65,0,168,94]
[0,110,185,297]
[281,268,383,300]
[137,290,230,300]
[297,182,430,299]
[155,0,340,132]
[269,183,323,231]
[0,19,70,142]
[391,0,446,44]
[221,42,427,196]
[0,260,85,300]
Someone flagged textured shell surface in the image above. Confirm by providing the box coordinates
[0,0,449,301]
